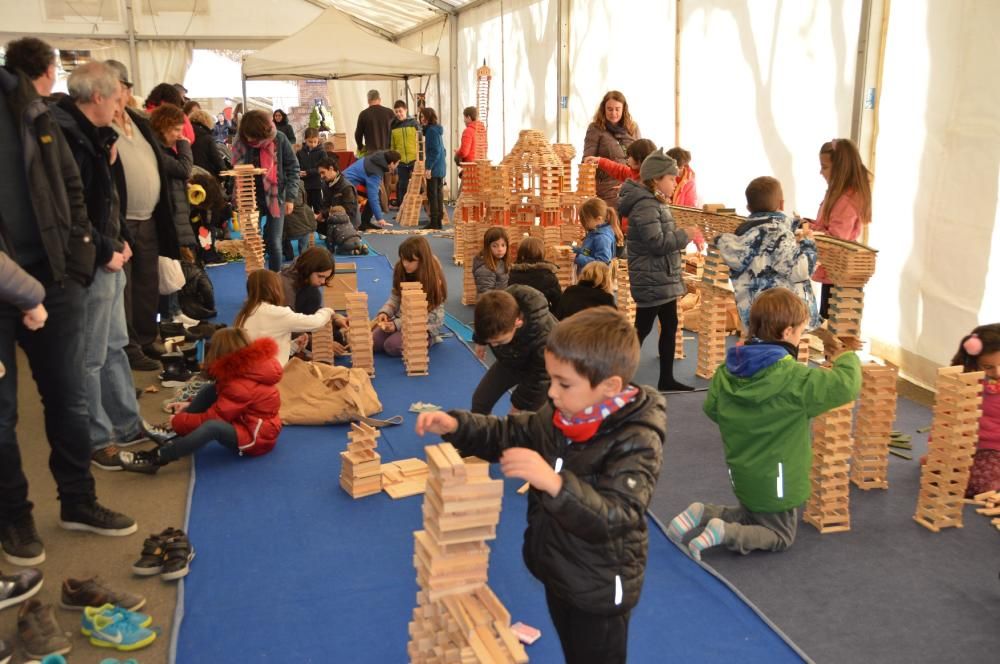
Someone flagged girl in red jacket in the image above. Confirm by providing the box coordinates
[120,329,283,473]
[667,147,698,208]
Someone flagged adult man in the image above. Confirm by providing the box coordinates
[50,61,154,471]
[354,89,394,156]
[0,38,137,567]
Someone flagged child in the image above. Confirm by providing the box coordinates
[282,187,317,261]
[618,148,702,392]
[575,197,623,267]
[584,139,656,234]
[951,324,1000,498]
[297,127,327,212]
[667,288,860,559]
[716,176,820,332]
[390,100,420,204]
[507,236,562,312]
[416,307,666,664]
[119,328,283,473]
[811,138,873,319]
[235,269,336,365]
[554,261,616,320]
[666,147,697,207]
[373,236,447,357]
[280,246,335,315]
[473,226,511,299]
[471,285,555,414]
[342,149,400,230]
[317,157,360,229]
[0,253,48,379]
[326,206,366,255]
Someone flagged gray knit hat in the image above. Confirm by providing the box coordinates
[639,148,678,181]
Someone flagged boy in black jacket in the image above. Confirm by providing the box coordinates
[316,157,359,229]
[297,127,326,212]
[417,307,666,664]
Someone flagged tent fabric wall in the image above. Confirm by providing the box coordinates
[867,0,1000,387]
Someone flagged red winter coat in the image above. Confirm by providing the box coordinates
[171,337,283,456]
[456,121,485,162]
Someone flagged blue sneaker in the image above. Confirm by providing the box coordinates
[81,604,152,636]
[87,611,157,651]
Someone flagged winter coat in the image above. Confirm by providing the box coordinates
[274,111,295,144]
[212,119,230,144]
[574,223,616,267]
[716,211,820,329]
[553,282,615,320]
[297,144,326,192]
[354,104,395,154]
[279,263,323,315]
[232,131,301,216]
[321,173,359,222]
[178,260,216,321]
[618,180,688,307]
[423,123,446,179]
[672,166,697,208]
[378,284,445,342]
[242,302,334,366]
[583,122,640,205]
[0,253,44,310]
[326,210,362,254]
[154,138,193,249]
[191,121,225,177]
[171,337,285,457]
[473,285,555,411]
[444,385,666,614]
[812,190,864,284]
[508,261,562,311]
[390,115,420,164]
[283,188,316,238]
[343,152,392,221]
[594,157,638,184]
[456,120,485,162]
[472,254,509,298]
[0,66,95,285]
[705,343,861,512]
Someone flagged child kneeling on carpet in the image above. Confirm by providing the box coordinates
[416,307,666,664]
[667,288,860,559]
[373,236,446,356]
[120,328,283,473]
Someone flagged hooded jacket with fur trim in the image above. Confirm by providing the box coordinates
[171,337,284,456]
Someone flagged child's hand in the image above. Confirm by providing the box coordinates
[683,226,705,251]
[500,448,563,497]
[378,320,396,333]
[332,341,348,356]
[415,411,458,436]
[165,401,189,414]
[374,312,389,324]
[582,156,598,165]
[475,344,487,361]
[334,314,349,329]
[21,304,47,331]
[285,201,295,216]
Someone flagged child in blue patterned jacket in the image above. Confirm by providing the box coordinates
[716,176,820,332]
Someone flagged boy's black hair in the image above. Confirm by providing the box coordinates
[384,150,402,164]
[745,176,783,213]
[303,127,320,139]
[393,99,407,110]
[749,288,808,341]
[474,290,520,343]
[317,156,340,171]
[626,139,657,165]
[546,307,640,386]
[4,37,55,80]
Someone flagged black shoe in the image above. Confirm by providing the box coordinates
[142,421,177,445]
[0,567,42,611]
[59,502,137,537]
[658,381,696,393]
[119,449,164,475]
[142,341,167,359]
[0,515,45,566]
[159,352,192,387]
[127,348,161,372]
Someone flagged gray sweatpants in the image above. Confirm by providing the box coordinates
[688,503,799,554]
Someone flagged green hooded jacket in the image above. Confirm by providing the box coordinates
[390,116,420,164]
[704,347,861,512]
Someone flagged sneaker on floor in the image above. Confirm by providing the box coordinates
[141,420,176,445]
[131,528,178,576]
[160,531,195,581]
[81,604,152,636]
[87,610,157,652]
[0,515,46,566]
[0,568,43,611]
[126,349,160,372]
[118,450,163,475]
[61,576,145,612]
[91,445,124,472]
[17,600,71,660]
[59,502,136,537]
[172,312,200,328]
[158,353,192,387]
[116,427,149,448]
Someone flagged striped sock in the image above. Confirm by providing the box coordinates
[688,518,725,561]
[666,502,704,543]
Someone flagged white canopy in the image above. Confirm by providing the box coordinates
[242,7,439,81]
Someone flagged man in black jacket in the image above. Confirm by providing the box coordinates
[0,39,137,568]
[354,89,394,156]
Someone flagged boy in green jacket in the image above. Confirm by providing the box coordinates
[668,287,861,559]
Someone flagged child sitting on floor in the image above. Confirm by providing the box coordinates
[507,236,562,312]
[473,226,512,299]
[667,288,860,559]
[416,307,666,664]
[373,236,447,357]
[950,324,1000,498]
[119,328,283,473]
[325,205,367,255]
[554,261,616,320]
[575,197,624,266]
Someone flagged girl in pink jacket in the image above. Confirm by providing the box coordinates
[952,325,1000,497]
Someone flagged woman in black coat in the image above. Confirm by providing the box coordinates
[273,109,295,144]
[189,110,225,177]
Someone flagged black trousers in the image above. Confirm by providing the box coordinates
[306,188,324,213]
[471,361,522,414]
[123,218,160,349]
[819,283,832,320]
[426,176,444,228]
[545,586,631,664]
[634,299,679,390]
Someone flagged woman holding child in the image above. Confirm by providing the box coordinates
[583,90,641,207]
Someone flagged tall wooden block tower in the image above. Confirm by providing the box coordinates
[851,363,898,490]
[803,393,854,534]
[221,165,267,272]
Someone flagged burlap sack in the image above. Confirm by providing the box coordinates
[277,358,382,425]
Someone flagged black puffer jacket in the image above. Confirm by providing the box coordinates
[553,282,615,320]
[191,121,225,177]
[179,260,216,321]
[617,179,688,307]
[474,284,555,411]
[321,174,358,223]
[507,261,562,311]
[154,137,195,250]
[445,385,666,615]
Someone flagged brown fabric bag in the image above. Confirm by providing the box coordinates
[277,358,382,425]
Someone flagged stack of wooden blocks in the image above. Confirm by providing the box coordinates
[339,422,382,498]
[913,365,985,531]
[222,165,267,272]
[576,162,597,198]
[401,282,430,376]
[851,363,898,490]
[803,398,854,533]
[675,307,686,359]
[814,235,878,343]
[407,443,526,664]
[965,490,1000,532]
[797,334,814,364]
[695,251,732,380]
[615,259,636,324]
[344,292,374,376]
[310,319,335,364]
[475,64,491,160]
[398,133,427,227]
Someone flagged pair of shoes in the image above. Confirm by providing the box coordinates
[85,607,157,652]
[59,502,136,537]
[172,312,200,328]
[18,600,71,660]
[119,449,164,475]
[132,528,193,580]
[126,348,160,372]
[159,353,192,387]
[0,568,43,610]
[60,576,145,612]
[91,445,125,472]
[141,420,176,444]
[82,605,152,633]
[0,515,45,566]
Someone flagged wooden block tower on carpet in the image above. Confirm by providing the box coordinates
[339,422,382,498]
[913,365,985,531]
[615,259,636,324]
[695,250,731,380]
[803,389,854,534]
[851,363,898,490]
[310,319,335,364]
[407,443,527,663]
[344,292,374,376]
[221,165,267,272]
[401,282,430,376]
[814,235,878,344]
[398,132,427,227]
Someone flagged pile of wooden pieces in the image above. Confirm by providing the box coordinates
[401,282,430,376]
[339,422,382,498]
[804,397,854,534]
[408,443,526,663]
[381,458,429,499]
[851,363,899,490]
[965,490,1000,532]
[220,165,267,272]
[311,319,335,364]
[344,292,374,376]
[398,132,427,227]
[614,259,636,324]
[914,365,985,532]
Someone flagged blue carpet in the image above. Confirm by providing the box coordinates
[177,255,804,662]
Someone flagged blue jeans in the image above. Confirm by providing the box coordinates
[0,275,95,522]
[84,270,142,451]
[261,214,285,271]
[159,384,238,462]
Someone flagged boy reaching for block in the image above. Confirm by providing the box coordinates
[417,307,666,664]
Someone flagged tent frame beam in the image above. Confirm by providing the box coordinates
[300,0,396,40]
[420,0,457,15]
